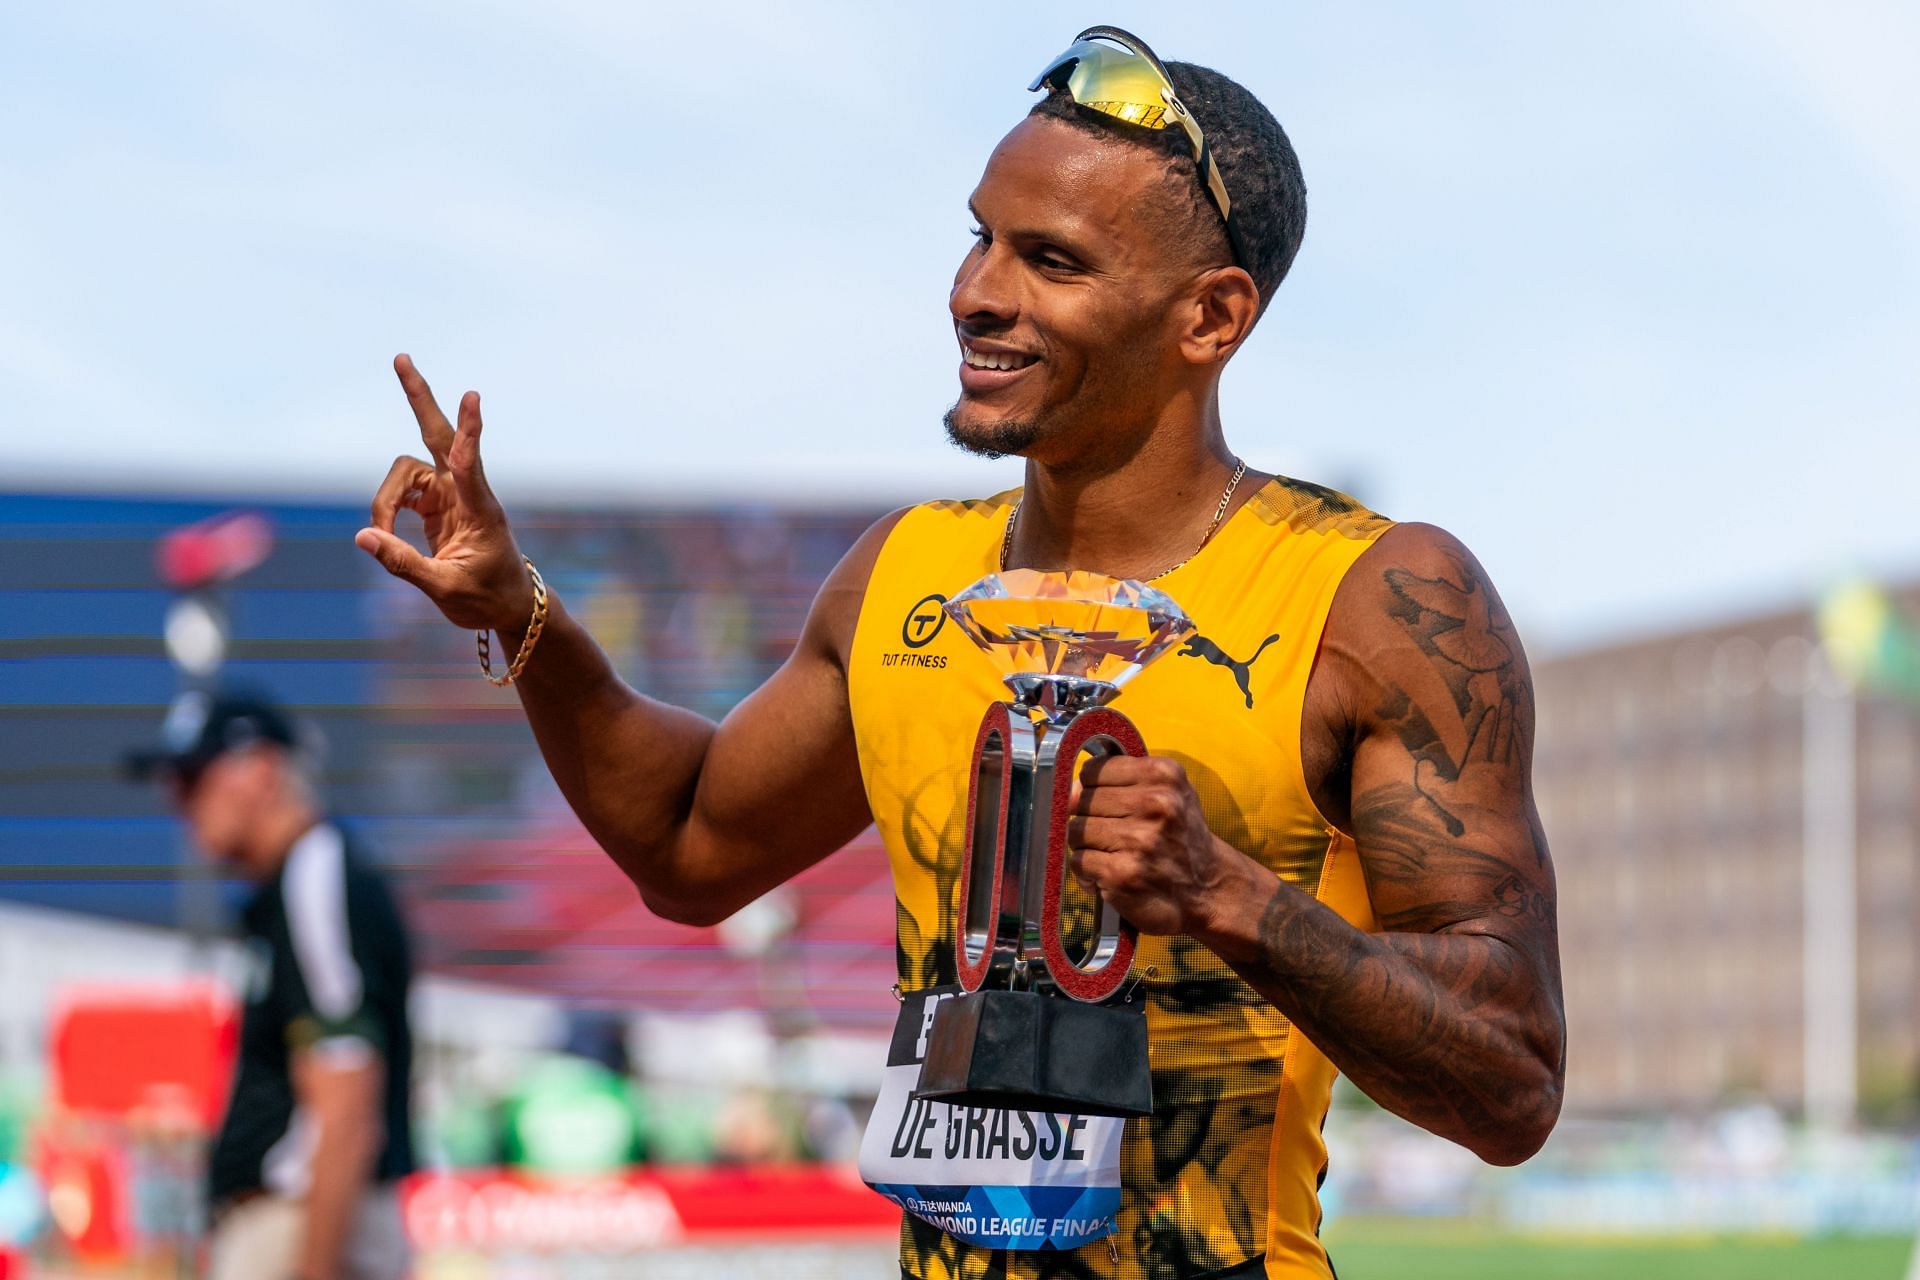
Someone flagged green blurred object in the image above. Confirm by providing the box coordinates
[643,1088,719,1165]
[1325,1221,1912,1279]
[1819,581,1920,700]
[501,1056,645,1176]
[0,1080,30,1165]
[433,1092,503,1169]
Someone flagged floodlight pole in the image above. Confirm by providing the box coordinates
[1801,644,1857,1130]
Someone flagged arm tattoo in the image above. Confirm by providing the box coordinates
[1375,558,1534,857]
[1241,876,1561,1158]
[1224,547,1564,1160]
[1382,560,1519,741]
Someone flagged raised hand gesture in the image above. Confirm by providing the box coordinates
[354,355,534,633]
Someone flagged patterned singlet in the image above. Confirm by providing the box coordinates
[848,476,1393,1280]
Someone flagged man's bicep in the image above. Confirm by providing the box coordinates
[1351,746,1552,937]
[1340,524,1554,937]
[692,641,873,854]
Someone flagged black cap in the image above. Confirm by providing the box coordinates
[123,689,299,782]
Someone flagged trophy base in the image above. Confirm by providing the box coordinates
[913,988,1153,1119]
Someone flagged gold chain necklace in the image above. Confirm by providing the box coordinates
[998,456,1247,580]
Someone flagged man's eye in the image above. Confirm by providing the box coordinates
[1034,252,1076,272]
[969,225,990,246]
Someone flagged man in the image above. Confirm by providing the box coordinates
[356,26,1563,1279]
[127,691,413,1280]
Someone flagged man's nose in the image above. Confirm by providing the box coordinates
[950,244,1019,329]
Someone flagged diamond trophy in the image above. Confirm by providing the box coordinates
[913,569,1195,1118]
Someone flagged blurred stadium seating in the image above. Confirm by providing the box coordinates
[0,490,897,1026]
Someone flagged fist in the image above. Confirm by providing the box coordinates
[1065,754,1234,937]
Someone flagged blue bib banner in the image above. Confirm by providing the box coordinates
[858,987,1123,1251]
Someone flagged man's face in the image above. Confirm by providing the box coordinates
[172,749,272,872]
[945,115,1203,463]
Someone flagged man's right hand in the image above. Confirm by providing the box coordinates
[349,357,885,929]
[355,354,535,634]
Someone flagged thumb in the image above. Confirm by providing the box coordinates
[355,527,446,592]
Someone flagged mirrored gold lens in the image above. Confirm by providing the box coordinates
[1082,99,1168,128]
[1043,40,1178,131]
[1029,28,1245,268]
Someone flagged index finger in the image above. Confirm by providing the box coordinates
[394,353,455,466]
[1076,753,1150,792]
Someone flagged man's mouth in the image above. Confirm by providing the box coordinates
[958,341,1041,396]
[961,342,1040,372]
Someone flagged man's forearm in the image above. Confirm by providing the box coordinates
[297,1118,381,1280]
[1199,855,1563,1164]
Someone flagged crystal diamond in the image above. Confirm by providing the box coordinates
[944,569,1196,689]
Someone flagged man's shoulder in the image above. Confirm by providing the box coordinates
[808,492,1019,664]
[1325,521,1525,685]
[863,488,1020,574]
[334,825,389,879]
[282,822,407,932]
[336,833,409,919]
[1245,475,1393,542]
[917,486,1021,521]
[840,489,1018,572]
[1355,520,1477,575]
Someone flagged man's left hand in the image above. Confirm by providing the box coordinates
[1065,754,1242,937]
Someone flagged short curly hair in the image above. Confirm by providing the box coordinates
[1028,59,1307,315]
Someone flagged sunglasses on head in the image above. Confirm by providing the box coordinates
[1029,26,1249,271]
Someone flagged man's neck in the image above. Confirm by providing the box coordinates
[248,804,323,879]
[1010,418,1253,580]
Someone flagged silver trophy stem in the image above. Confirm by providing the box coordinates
[1001,673,1120,723]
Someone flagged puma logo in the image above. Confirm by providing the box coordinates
[1178,633,1280,709]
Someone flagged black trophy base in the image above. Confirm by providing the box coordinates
[913,988,1152,1118]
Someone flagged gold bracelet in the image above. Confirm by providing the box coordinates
[477,557,548,686]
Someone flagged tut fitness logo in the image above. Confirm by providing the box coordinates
[902,594,947,648]
[885,593,950,669]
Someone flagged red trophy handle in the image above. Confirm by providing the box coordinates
[955,702,1014,993]
[1040,707,1146,1003]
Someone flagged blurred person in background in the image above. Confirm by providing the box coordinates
[126,691,414,1280]
[354,24,1563,1280]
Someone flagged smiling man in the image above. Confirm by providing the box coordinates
[357,26,1563,1280]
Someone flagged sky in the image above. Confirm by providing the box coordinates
[1,1,1915,652]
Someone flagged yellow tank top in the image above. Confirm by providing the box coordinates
[849,476,1392,1279]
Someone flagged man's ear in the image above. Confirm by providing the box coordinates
[1179,267,1261,366]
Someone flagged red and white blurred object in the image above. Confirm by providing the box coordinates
[32,983,239,1266]
[402,1164,899,1255]
[156,510,273,678]
[32,1128,129,1264]
[155,510,274,590]
[49,982,238,1131]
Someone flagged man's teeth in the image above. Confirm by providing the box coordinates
[962,345,1035,372]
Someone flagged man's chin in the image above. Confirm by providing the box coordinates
[944,404,1041,460]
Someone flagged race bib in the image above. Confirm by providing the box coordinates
[857,986,1124,1251]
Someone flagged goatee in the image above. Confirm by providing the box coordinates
[944,405,1041,460]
